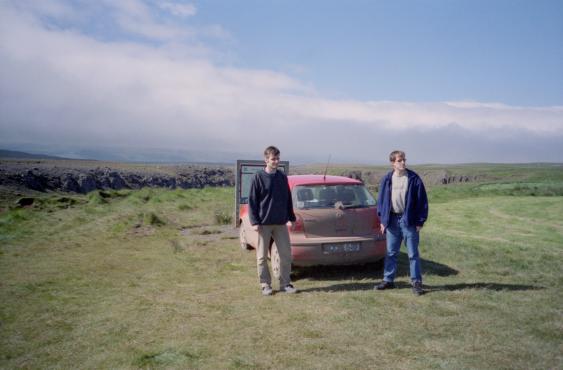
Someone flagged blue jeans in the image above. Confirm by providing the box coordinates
[383,214,422,283]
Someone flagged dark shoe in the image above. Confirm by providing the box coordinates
[412,281,424,296]
[375,281,395,290]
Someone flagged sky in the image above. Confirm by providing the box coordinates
[1,0,562,164]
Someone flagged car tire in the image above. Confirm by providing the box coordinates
[271,243,281,280]
[239,226,251,250]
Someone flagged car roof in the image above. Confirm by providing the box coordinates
[288,175,362,187]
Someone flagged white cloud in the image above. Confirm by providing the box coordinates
[101,0,194,40]
[159,2,197,17]
[103,0,229,43]
[0,1,562,163]
[7,0,77,19]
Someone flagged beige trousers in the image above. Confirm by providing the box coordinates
[256,224,292,287]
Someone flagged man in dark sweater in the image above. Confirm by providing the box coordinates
[248,146,297,296]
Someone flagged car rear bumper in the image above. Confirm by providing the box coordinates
[290,237,386,267]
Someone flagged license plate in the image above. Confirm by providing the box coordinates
[322,242,361,254]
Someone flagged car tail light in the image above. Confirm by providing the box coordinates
[372,212,382,234]
[290,214,305,233]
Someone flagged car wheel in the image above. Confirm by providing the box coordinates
[271,243,281,280]
[239,226,251,250]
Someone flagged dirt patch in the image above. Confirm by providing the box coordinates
[180,224,238,244]
[129,224,156,237]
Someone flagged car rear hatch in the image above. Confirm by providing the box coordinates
[292,184,378,238]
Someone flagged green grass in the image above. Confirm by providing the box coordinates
[1,168,562,369]
[428,181,563,203]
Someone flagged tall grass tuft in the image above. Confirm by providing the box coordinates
[0,209,31,240]
[87,191,108,205]
[170,239,185,253]
[144,212,166,226]
[178,203,192,211]
[132,188,154,203]
[214,211,232,225]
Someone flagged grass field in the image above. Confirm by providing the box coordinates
[1,165,562,369]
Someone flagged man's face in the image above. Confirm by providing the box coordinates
[392,156,406,172]
[265,154,280,171]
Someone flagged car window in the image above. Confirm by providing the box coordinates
[239,165,263,204]
[293,184,376,209]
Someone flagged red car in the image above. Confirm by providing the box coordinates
[238,171,386,273]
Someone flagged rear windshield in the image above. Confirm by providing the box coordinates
[293,184,376,210]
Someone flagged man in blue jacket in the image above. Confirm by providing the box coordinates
[248,146,297,296]
[375,150,429,295]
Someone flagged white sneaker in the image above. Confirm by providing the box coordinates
[281,284,298,294]
[261,285,273,296]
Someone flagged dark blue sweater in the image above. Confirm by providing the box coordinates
[248,170,296,226]
[377,169,429,228]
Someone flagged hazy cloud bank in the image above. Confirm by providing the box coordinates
[1,0,562,163]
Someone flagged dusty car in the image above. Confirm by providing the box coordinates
[236,162,386,273]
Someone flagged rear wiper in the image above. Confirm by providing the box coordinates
[334,203,367,209]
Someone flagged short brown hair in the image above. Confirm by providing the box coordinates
[264,146,280,158]
[389,150,406,162]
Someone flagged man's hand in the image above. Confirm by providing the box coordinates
[286,221,293,227]
[380,224,385,234]
[416,225,423,233]
[252,225,260,232]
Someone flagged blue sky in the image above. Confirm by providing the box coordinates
[208,0,563,105]
[1,0,562,163]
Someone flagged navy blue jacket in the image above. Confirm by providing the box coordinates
[248,170,296,226]
[377,169,429,228]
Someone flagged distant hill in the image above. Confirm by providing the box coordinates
[0,149,68,160]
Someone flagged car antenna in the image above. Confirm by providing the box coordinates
[323,154,331,181]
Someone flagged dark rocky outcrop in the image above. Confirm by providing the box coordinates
[22,170,49,191]
[0,162,235,193]
[78,174,97,193]
[15,197,35,207]
[341,170,363,182]
[1,159,484,194]
[61,173,81,192]
[422,170,481,185]
[340,168,482,188]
